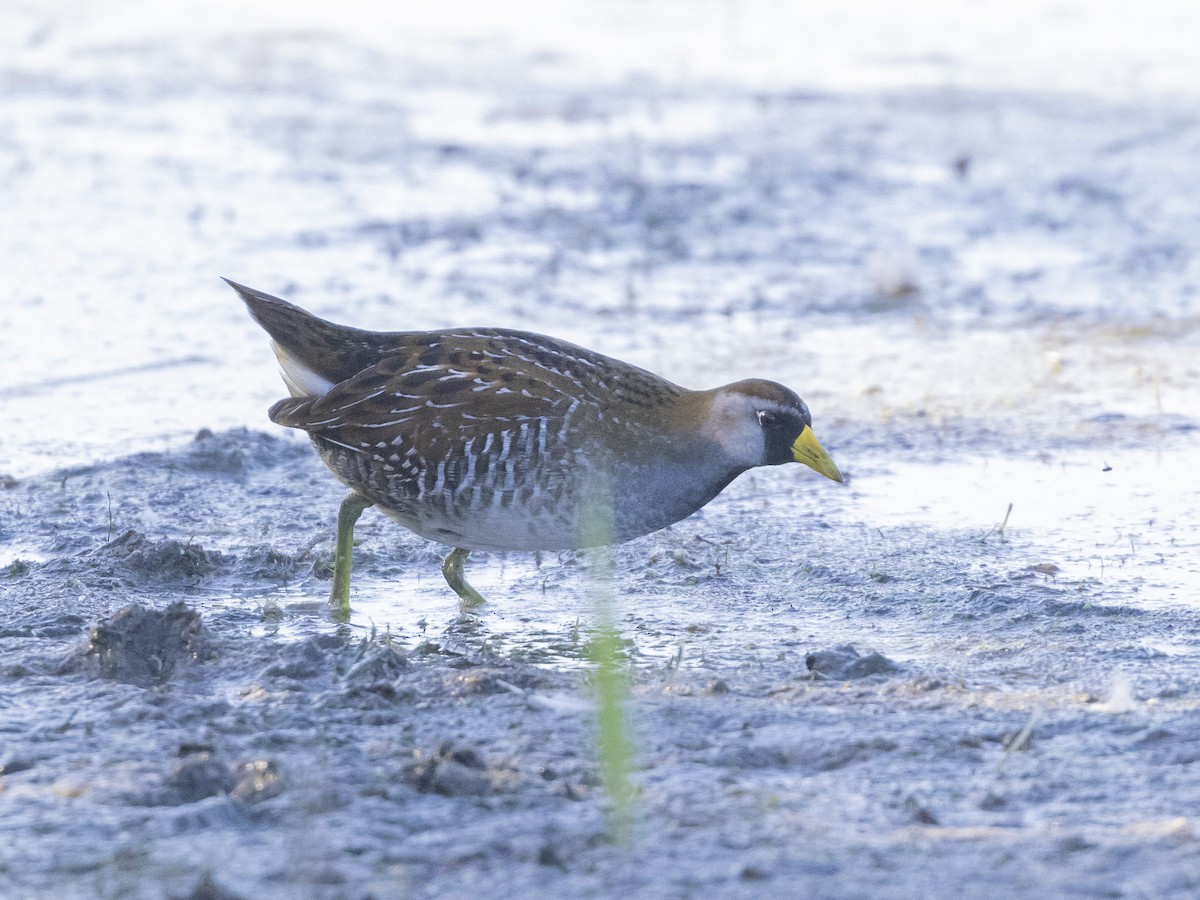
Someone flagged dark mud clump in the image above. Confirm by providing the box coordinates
[164,750,237,804]
[178,872,245,900]
[343,641,409,687]
[404,742,512,797]
[62,601,211,686]
[805,644,901,680]
[228,758,284,804]
[180,426,303,476]
[161,747,283,807]
[95,529,226,585]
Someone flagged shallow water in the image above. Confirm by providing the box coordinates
[210,442,1200,678]
[863,450,1200,609]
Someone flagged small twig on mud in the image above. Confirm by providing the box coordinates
[663,642,685,676]
[494,678,525,697]
[354,624,379,659]
[978,503,1014,544]
[996,707,1041,773]
[54,709,80,733]
[293,535,323,561]
[997,503,1013,538]
[495,678,594,714]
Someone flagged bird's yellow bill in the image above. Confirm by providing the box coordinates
[792,426,844,483]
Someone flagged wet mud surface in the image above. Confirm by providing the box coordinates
[5,426,1199,899]
[4,2,1200,898]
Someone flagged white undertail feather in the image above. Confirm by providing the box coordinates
[271,340,335,398]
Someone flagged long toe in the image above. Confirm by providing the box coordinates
[442,548,487,609]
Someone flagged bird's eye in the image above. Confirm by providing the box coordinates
[757,410,779,429]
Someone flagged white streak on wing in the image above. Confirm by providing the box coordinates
[271,341,335,397]
[316,435,365,454]
[332,388,388,412]
[356,418,415,428]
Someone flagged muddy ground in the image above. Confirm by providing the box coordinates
[3,2,1200,898]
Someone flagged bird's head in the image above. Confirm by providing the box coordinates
[703,379,843,482]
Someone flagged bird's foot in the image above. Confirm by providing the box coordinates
[442,547,486,610]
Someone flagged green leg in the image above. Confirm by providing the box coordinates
[330,492,373,619]
[442,547,486,609]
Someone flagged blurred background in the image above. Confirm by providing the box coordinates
[4,0,1198,480]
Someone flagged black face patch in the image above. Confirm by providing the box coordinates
[757,404,811,466]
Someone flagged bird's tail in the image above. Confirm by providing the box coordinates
[224,278,385,396]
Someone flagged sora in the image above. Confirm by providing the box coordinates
[228,280,843,614]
